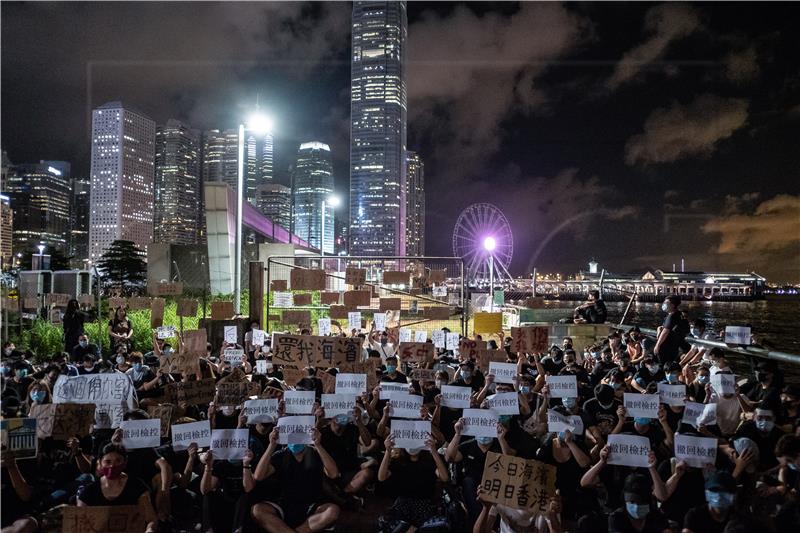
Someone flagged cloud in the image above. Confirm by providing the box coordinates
[724,46,759,83]
[624,94,749,165]
[703,194,800,254]
[606,3,701,90]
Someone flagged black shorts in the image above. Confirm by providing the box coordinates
[267,501,319,529]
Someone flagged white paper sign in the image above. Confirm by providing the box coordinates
[322,394,356,418]
[94,404,126,429]
[121,419,161,449]
[277,415,315,445]
[545,375,578,398]
[244,399,279,424]
[211,428,249,460]
[391,420,431,450]
[252,329,265,347]
[318,318,332,336]
[389,393,423,419]
[348,312,362,331]
[657,384,686,406]
[399,328,412,343]
[255,360,272,374]
[379,382,409,400]
[171,420,212,450]
[53,374,136,412]
[623,393,660,419]
[607,434,651,468]
[284,390,316,414]
[336,373,367,395]
[374,312,386,332]
[446,332,460,350]
[432,330,445,349]
[486,392,520,415]
[489,362,517,384]
[441,385,471,409]
[711,373,736,395]
[432,286,447,297]
[274,292,293,307]
[724,326,751,345]
[462,408,499,438]
[674,433,718,468]
[547,409,576,433]
[157,326,177,339]
[223,348,246,367]
[224,326,237,344]
[415,330,428,343]
[681,401,717,428]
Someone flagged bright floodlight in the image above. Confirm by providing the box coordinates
[247,113,273,135]
[327,195,341,207]
[483,236,496,251]
[37,244,45,254]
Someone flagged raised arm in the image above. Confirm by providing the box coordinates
[378,435,394,482]
[312,428,340,480]
[428,437,449,482]
[253,428,279,481]
[446,418,465,462]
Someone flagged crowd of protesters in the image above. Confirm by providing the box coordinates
[1,294,799,533]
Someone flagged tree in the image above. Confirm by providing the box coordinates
[96,240,147,295]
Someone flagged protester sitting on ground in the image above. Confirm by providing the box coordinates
[108,306,134,353]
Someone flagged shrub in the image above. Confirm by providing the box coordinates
[21,320,65,362]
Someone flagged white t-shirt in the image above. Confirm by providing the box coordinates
[710,392,742,436]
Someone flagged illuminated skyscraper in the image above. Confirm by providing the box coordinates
[88,102,155,260]
[155,119,200,244]
[349,1,408,256]
[292,142,334,253]
[405,150,424,256]
[69,177,90,263]
[256,183,291,230]
[201,129,239,188]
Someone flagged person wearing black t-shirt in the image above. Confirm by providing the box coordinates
[446,418,502,523]
[611,404,673,459]
[380,355,408,383]
[584,384,622,443]
[684,471,738,533]
[608,473,670,533]
[320,406,374,505]
[0,457,36,532]
[591,348,618,386]
[654,295,686,364]
[452,360,484,392]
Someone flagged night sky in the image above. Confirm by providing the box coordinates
[2,2,799,282]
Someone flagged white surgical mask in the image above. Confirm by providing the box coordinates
[116,356,125,365]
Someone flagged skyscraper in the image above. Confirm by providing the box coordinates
[349,1,408,256]
[256,183,292,230]
[292,142,334,253]
[201,129,239,188]
[405,150,425,256]
[0,195,13,268]
[154,119,200,244]
[88,101,155,261]
[69,177,90,264]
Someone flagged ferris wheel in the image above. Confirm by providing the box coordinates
[452,203,514,282]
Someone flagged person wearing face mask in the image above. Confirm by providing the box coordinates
[733,408,785,470]
[612,404,673,456]
[2,341,22,359]
[608,473,669,533]
[687,366,710,403]
[631,357,664,393]
[584,384,622,443]
[125,354,157,395]
[742,361,783,413]
[683,471,738,533]
[774,434,800,495]
[23,380,51,414]
[380,355,407,384]
[77,444,158,532]
[558,350,590,389]
[320,405,374,507]
[778,384,800,432]
[70,333,100,364]
[454,361,484,392]
[369,326,398,360]
[705,370,743,438]
[654,295,688,364]
[542,346,566,375]
[591,347,617,387]
[4,362,34,401]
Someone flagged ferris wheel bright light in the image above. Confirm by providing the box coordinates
[483,236,496,251]
[452,203,513,282]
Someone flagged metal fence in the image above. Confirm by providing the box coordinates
[265,255,465,337]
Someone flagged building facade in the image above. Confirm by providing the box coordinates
[69,177,90,265]
[292,142,335,253]
[154,119,200,245]
[256,183,291,230]
[201,129,239,189]
[405,150,424,256]
[88,101,156,261]
[0,194,12,267]
[349,1,408,256]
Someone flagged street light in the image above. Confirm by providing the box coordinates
[320,195,340,258]
[235,113,274,316]
[483,237,496,311]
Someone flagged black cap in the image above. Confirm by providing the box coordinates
[623,473,651,502]
[705,471,736,492]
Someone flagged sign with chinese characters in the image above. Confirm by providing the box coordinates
[606,434,651,468]
[510,326,549,354]
[271,334,315,367]
[284,390,316,414]
[486,392,520,415]
[446,332,460,351]
[348,311,362,331]
[674,433,717,468]
[346,267,366,286]
[711,373,736,395]
[165,379,216,405]
[224,326,238,344]
[120,419,161,449]
[399,328,412,343]
[724,326,751,345]
[477,349,507,371]
[431,330,445,348]
[489,362,518,384]
[29,404,96,440]
[223,348,246,367]
[462,408,499,438]
[389,393,423,419]
[623,393,660,419]
[321,394,356,418]
[681,401,717,428]
[210,428,249,460]
[480,452,557,513]
[171,420,211,450]
[657,384,686,407]
[252,329,266,347]
[255,360,271,374]
[545,376,578,398]
[335,373,367,395]
[546,410,584,435]
[277,415,315,444]
[414,330,427,343]
[244,399,279,424]
[318,318,332,336]
[398,342,435,364]
[441,385,472,409]
[157,326,177,340]
[62,506,143,533]
[379,382,409,400]
[390,419,431,450]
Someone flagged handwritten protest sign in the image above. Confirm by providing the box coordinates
[411,331,425,343]
[94,403,126,429]
[151,297,166,328]
[0,418,37,459]
[446,332,460,352]
[146,405,174,438]
[78,294,95,308]
[489,362,518,384]
[53,374,135,409]
[109,296,126,310]
[473,312,502,334]
[211,429,249,460]
[607,434,651,468]
[545,375,578,398]
[410,368,438,382]
[166,379,216,405]
[271,279,288,291]
[223,348,246,367]
[380,297,401,311]
[322,394,356,418]
[149,281,183,296]
[284,390,316,414]
[293,293,312,306]
[432,286,447,297]
[425,306,451,319]
[348,311,362,331]
[254,360,271,374]
[379,382,409,400]
[211,301,234,320]
[244,399,279,424]
[431,330,445,348]
[335,373,367,395]
[674,434,718,468]
[318,318,332,336]
[477,349,507,371]
[281,366,305,387]
[182,328,208,355]
[291,269,326,290]
[711,373,736,395]
[216,381,260,406]
[157,326,177,339]
[441,385,472,409]
[127,296,151,310]
[224,326,238,344]
[681,401,717,428]
[344,290,371,307]
[623,393,660,419]
[724,326,751,345]
[345,267,367,286]
[277,415,315,444]
[320,292,340,305]
[462,409,499,437]
[62,505,144,533]
[389,393,423,419]
[486,392,520,415]
[383,271,409,285]
[283,310,312,326]
[657,384,686,406]
[272,334,315,367]
[30,403,96,440]
[398,342,435,364]
[45,293,70,307]
[510,326,549,354]
[121,419,161,449]
[458,339,487,361]
[373,312,387,332]
[480,452,557,513]
[397,328,412,343]
[252,329,265,347]
[171,420,211,450]
[177,299,198,317]
[390,420,431,450]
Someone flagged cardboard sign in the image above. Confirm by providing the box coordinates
[177,299,199,317]
[389,393,423,419]
[462,408,499,437]
[383,271,409,285]
[216,381,261,406]
[446,332,460,351]
[330,305,348,319]
[211,428,249,460]
[345,267,367,286]
[431,330,445,348]
[398,342,435,364]
[211,301,234,320]
[146,405,174,438]
[510,326,549,354]
[277,415,315,444]
[166,379,216,405]
[489,362,517,384]
[293,293,312,306]
[380,297,402,311]
[379,382,409,400]
[318,318,332,336]
[525,297,545,309]
[93,403,126,430]
[171,420,212,450]
[282,366,305,387]
[459,339,487,361]
[244,399,279,424]
[674,433,718,468]
[623,393,660,419]
[30,403,96,440]
[441,385,472,409]
[151,297,166,328]
[125,296,149,310]
[681,401,717,428]
[272,334,316,367]
[322,394,356,418]
[0,418,37,459]
[321,291,340,305]
[291,269,326,290]
[62,505,144,533]
[284,390,316,414]
[283,310,312,326]
[480,452,557,513]
[477,349,507,371]
[607,434,651,468]
[724,326,751,345]
[415,330,428,343]
[23,297,39,310]
[428,270,447,283]
[252,329,265,347]
[486,392,520,415]
[274,292,294,308]
[223,348,246,367]
[157,326,177,339]
[121,419,161,449]
[149,281,183,296]
[425,306,451,319]
[657,384,686,406]
[390,420,431,450]
[410,368,439,382]
[50,308,63,324]
[271,279,288,291]
[348,311,363,331]
[46,292,72,307]
[336,373,367,395]
[319,371,336,394]
[711,373,736,395]
[224,326,238,344]
[78,294,96,308]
